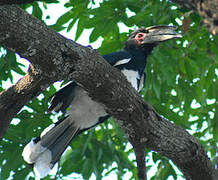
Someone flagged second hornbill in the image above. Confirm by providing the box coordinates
[22,25,181,178]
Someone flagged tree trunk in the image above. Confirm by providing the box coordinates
[172,0,218,35]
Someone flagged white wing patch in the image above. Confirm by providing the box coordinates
[114,58,131,66]
[121,69,140,91]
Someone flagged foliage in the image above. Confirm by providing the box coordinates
[0,0,217,179]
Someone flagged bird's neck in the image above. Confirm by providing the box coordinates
[122,48,148,76]
[124,40,156,56]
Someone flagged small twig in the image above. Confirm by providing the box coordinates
[187,40,193,48]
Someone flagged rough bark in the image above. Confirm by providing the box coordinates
[0,5,216,180]
[172,0,218,35]
[0,65,52,138]
[0,0,38,5]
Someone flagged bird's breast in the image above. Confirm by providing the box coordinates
[121,69,140,91]
[68,87,107,129]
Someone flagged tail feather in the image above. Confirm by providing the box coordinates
[22,116,79,178]
[39,116,72,147]
[49,123,79,164]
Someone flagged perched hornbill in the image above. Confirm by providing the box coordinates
[22,25,181,178]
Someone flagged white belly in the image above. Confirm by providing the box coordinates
[121,69,139,91]
[68,87,107,129]
[68,69,140,129]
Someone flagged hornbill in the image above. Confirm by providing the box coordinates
[22,25,181,178]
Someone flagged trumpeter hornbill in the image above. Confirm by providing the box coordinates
[22,25,181,178]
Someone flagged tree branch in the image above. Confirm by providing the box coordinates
[0,65,51,138]
[133,145,147,180]
[0,0,39,5]
[171,0,197,11]
[0,5,216,180]
[172,0,218,35]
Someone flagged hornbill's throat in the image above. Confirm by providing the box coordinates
[129,25,182,45]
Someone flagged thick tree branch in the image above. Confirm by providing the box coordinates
[0,65,52,138]
[0,5,216,180]
[0,0,38,5]
[172,0,218,35]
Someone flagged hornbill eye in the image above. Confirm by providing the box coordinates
[135,33,146,44]
[137,33,144,38]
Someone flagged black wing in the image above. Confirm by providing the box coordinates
[103,50,132,66]
[48,82,77,113]
[48,51,132,113]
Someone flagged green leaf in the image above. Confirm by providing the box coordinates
[82,159,93,180]
[179,58,186,74]
[32,2,43,19]
[67,18,77,32]
[75,18,84,41]
[56,9,74,26]
[48,24,66,32]
[89,27,101,43]
[44,0,59,3]
[153,76,161,99]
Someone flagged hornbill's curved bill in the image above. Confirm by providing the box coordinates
[129,25,182,45]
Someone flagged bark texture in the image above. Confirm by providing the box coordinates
[172,0,218,35]
[0,5,216,180]
[0,0,38,5]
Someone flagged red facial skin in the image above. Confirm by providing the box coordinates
[135,33,147,45]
